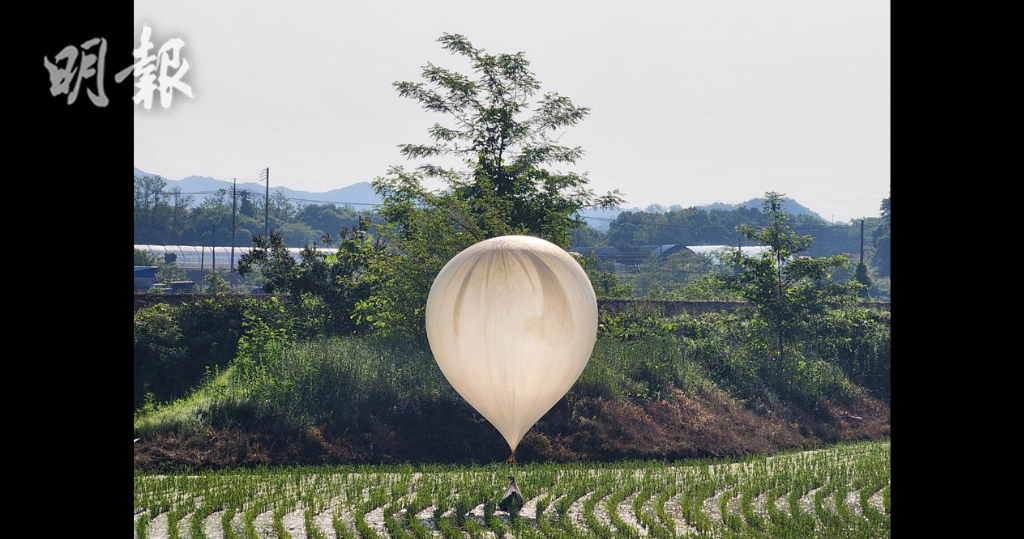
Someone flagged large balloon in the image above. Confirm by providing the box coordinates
[425,235,598,455]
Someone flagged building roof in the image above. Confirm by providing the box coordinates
[568,244,689,262]
[134,245,337,271]
[570,244,770,264]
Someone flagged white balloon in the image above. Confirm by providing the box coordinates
[426,235,598,454]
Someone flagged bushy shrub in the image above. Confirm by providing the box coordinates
[597,303,677,341]
[133,297,291,410]
[134,304,189,409]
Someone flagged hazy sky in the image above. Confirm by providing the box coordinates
[133,0,890,224]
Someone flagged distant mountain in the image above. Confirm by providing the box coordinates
[135,168,824,228]
[702,196,823,220]
[134,168,380,208]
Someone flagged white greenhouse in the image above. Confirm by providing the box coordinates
[134,245,337,272]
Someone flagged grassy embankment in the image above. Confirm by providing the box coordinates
[134,300,890,470]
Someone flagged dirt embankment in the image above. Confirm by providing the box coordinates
[134,389,890,471]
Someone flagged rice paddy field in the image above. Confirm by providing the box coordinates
[133,439,889,538]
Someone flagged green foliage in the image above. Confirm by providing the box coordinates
[134,304,187,407]
[569,223,607,248]
[672,273,742,301]
[232,300,293,405]
[717,193,864,407]
[137,302,888,439]
[393,33,623,246]
[157,260,187,283]
[204,270,231,293]
[597,303,677,341]
[295,203,362,237]
[618,250,725,299]
[237,220,380,336]
[133,297,292,410]
[135,247,157,266]
[226,335,457,432]
[353,171,490,337]
[854,262,872,297]
[588,269,634,298]
[817,309,891,398]
[355,33,624,337]
[135,174,304,247]
[580,337,702,403]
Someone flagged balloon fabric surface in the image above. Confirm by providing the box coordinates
[425,235,599,455]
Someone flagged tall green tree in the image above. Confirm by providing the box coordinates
[359,33,623,336]
[721,193,860,389]
[386,32,622,247]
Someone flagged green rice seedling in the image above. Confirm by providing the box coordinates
[811,481,839,535]
[882,483,890,514]
[763,474,799,537]
[678,467,718,535]
[783,463,822,535]
[633,478,673,539]
[272,505,293,539]
[534,493,550,524]
[241,507,261,539]
[652,486,678,539]
[303,505,326,539]
[434,516,459,539]
[332,510,357,539]
[483,499,507,538]
[188,510,207,539]
[582,482,616,539]
[133,440,890,538]
[403,486,434,539]
[432,492,452,526]
[551,485,579,529]
[463,515,489,539]
[383,501,414,539]
[134,512,149,539]
[220,507,239,539]
[353,486,389,539]
[165,500,193,539]
[832,479,860,534]
[605,476,641,539]
[718,485,745,534]
[537,491,582,539]
[858,478,891,531]
[738,464,769,533]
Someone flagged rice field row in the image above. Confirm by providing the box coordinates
[134,439,889,538]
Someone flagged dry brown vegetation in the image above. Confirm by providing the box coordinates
[134,388,889,471]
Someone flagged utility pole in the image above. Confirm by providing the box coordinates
[264,167,270,237]
[231,179,237,286]
[860,219,865,265]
